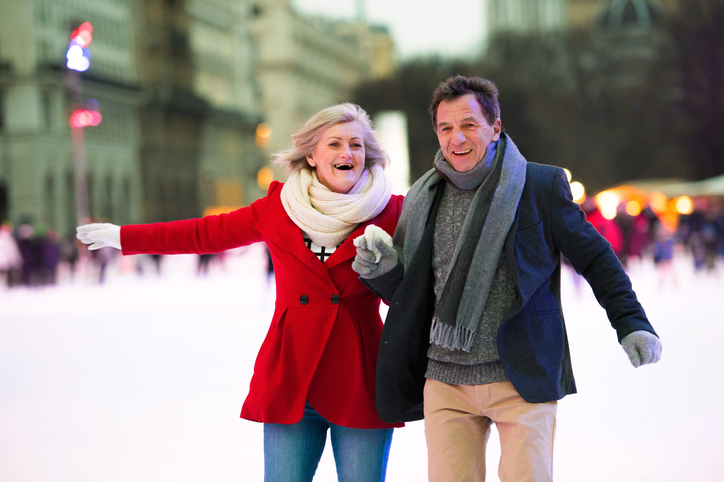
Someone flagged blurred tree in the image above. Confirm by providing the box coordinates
[354,4,723,192]
[665,0,724,180]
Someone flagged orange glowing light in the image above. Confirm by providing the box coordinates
[625,200,642,216]
[675,196,694,215]
[650,192,668,214]
[257,166,274,190]
[256,123,272,147]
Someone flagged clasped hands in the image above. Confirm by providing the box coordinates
[352,225,397,279]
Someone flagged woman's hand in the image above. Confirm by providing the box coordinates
[76,223,122,250]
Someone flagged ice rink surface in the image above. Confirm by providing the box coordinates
[2,244,723,481]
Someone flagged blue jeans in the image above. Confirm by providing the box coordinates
[263,402,393,482]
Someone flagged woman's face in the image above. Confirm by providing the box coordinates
[306,121,366,194]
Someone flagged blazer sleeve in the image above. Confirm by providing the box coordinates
[121,182,278,255]
[548,170,657,341]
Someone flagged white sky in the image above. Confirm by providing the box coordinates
[292,0,489,61]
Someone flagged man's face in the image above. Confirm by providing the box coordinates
[435,93,501,172]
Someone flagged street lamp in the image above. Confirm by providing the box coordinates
[65,21,97,226]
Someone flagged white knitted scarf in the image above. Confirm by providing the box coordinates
[280,164,392,247]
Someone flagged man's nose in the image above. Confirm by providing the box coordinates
[454,129,466,144]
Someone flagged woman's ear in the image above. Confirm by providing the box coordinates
[306,155,316,168]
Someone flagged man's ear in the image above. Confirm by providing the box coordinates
[492,119,502,141]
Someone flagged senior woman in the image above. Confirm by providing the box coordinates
[76,103,404,482]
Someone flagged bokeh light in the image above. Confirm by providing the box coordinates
[675,196,694,215]
[625,200,642,216]
[256,123,272,147]
[257,166,274,190]
[570,181,585,203]
[595,190,619,220]
[650,192,669,215]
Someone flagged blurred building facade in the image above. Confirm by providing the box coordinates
[0,0,395,234]
[133,0,263,223]
[249,0,396,156]
[0,0,145,236]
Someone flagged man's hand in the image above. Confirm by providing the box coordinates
[352,225,397,279]
[621,330,662,367]
[76,223,122,250]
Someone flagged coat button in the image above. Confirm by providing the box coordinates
[331,294,340,304]
[300,295,309,305]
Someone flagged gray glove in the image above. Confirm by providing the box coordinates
[76,223,122,250]
[352,225,398,279]
[621,330,662,367]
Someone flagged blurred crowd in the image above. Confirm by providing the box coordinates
[0,222,80,288]
[579,197,724,281]
[0,222,275,289]
[2,199,722,290]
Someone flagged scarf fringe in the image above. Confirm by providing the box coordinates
[430,317,476,352]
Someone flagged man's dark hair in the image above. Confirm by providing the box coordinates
[429,75,500,130]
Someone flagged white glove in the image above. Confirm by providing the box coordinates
[352,225,397,279]
[621,330,662,368]
[76,223,122,250]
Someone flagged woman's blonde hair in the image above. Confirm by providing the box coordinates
[272,103,389,175]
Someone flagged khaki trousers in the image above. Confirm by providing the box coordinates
[424,379,557,482]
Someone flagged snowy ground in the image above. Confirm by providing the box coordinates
[2,244,723,482]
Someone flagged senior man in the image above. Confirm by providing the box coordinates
[353,75,661,482]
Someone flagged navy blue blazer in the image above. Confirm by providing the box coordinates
[365,159,657,424]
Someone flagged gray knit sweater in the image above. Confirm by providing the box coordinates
[425,181,517,386]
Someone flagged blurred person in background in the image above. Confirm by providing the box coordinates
[38,228,61,286]
[16,222,41,286]
[59,235,80,281]
[652,219,678,288]
[76,103,403,482]
[0,222,22,287]
[353,75,661,482]
[626,207,655,267]
[581,198,624,260]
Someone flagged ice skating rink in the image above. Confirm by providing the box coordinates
[2,244,723,481]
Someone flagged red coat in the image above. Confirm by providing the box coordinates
[121,181,404,429]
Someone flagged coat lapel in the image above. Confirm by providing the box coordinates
[255,191,331,281]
